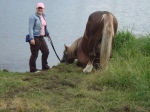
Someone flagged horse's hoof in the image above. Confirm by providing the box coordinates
[83,64,93,73]
[83,68,91,73]
[83,69,88,73]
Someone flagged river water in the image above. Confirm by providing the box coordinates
[0,0,150,72]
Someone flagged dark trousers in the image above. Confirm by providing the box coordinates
[29,37,49,72]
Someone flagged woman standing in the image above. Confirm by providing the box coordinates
[29,2,50,72]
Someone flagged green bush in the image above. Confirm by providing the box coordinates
[136,35,150,56]
[113,30,136,51]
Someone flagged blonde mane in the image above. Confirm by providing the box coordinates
[68,37,82,58]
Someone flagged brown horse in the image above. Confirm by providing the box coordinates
[61,11,118,73]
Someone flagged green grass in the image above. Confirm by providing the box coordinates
[0,30,150,112]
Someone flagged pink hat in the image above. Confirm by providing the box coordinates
[36,2,45,8]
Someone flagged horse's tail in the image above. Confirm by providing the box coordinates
[100,13,114,68]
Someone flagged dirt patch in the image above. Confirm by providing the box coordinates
[88,85,104,91]
[109,105,130,112]
[50,74,59,80]
[43,76,76,90]
[2,86,30,99]
[22,77,31,81]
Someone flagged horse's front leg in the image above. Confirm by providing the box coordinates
[89,48,96,58]
[83,60,93,73]
[83,38,97,73]
[88,35,102,60]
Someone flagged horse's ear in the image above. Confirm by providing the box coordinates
[64,44,68,50]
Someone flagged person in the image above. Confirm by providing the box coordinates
[28,2,50,73]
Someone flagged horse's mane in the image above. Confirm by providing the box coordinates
[68,37,82,58]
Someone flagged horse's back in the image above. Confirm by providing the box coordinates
[88,11,118,34]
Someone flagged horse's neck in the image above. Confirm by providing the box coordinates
[80,36,89,54]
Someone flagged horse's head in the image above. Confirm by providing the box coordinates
[61,44,75,64]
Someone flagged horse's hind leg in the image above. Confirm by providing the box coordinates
[83,61,93,73]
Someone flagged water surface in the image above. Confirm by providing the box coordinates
[0,0,150,72]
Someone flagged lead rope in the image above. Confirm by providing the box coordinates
[47,36,61,62]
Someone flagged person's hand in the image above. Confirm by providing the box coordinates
[46,33,50,38]
[30,39,35,45]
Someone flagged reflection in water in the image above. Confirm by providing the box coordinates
[0,0,150,72]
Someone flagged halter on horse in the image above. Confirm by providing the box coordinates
[61,11,118,73]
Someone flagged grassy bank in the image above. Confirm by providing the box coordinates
[0,30,150,112]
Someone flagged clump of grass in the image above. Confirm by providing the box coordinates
[136,35,150,56]
[113,29,136,51]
